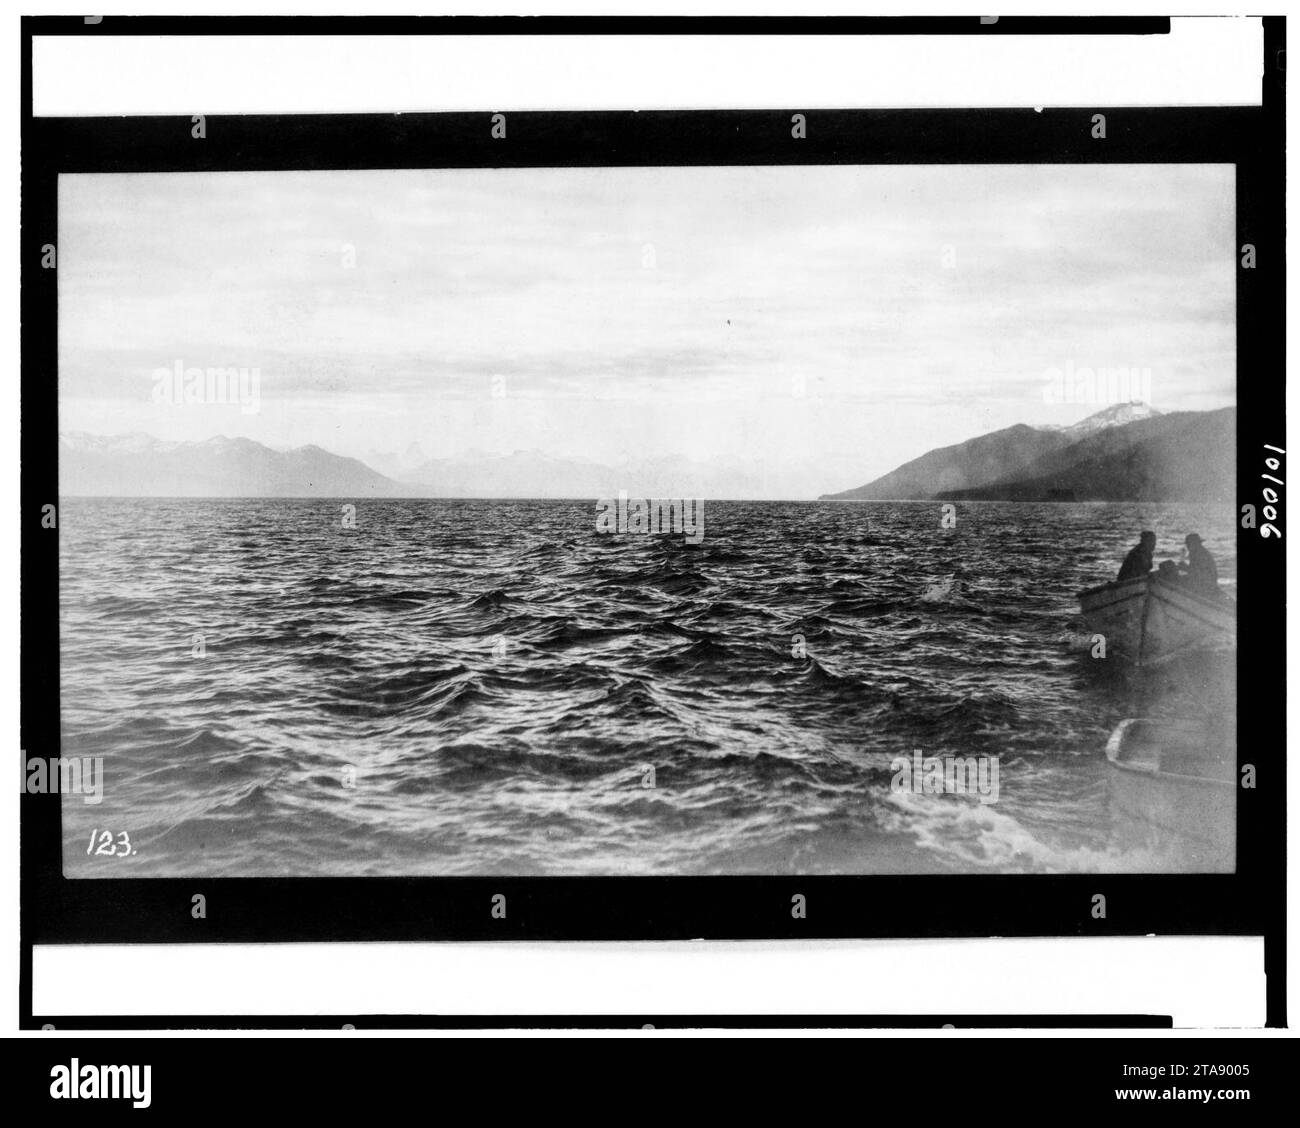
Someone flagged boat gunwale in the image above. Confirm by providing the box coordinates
[1077,575,1149,601]
[1078,575,1236,618]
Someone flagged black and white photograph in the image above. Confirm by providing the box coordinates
[56,161,1238,877]
[16,9,1289,1056]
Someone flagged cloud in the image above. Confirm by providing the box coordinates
[58,164,1235,492]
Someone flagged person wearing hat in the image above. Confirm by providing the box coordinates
[1181,533,1219,597]
[1155,559,1182,585]
[1117,530,1157,581]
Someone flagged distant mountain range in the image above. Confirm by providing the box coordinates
[401,449,618,498]
[364,441,430,481]
[1039,400,1163,439]
[820,403,1235,503]
[59,432,401,498]
[59,433,792,499]
[60,401,1234,502]
[395,450,791,498]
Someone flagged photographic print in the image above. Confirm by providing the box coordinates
[55,162,1237,879]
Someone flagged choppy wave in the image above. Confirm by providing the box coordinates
[58,497,1236,876]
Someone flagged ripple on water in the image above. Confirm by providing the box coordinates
[59,497,1237,876]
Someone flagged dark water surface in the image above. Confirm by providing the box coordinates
[59,499,1236,876]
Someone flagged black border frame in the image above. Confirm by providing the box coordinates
[19,15,1287,1030]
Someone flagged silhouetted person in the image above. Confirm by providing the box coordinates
[1117,531,1156,581]
[1155,559,1181,584]
[1182,533,1219,597]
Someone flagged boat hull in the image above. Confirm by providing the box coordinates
[1106,718,1235,869]
[1078,575,1235,666]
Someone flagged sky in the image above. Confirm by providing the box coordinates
[59,164,1235,497]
